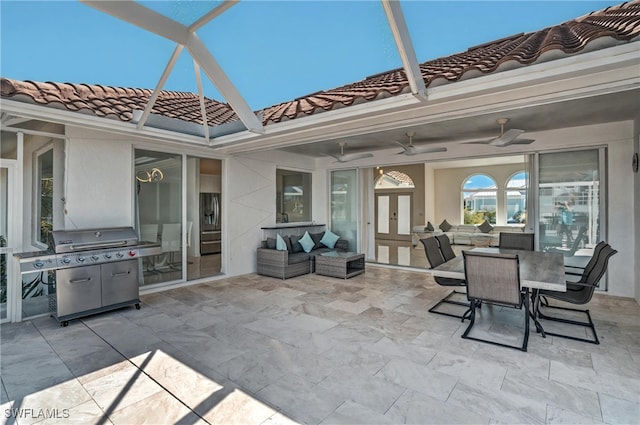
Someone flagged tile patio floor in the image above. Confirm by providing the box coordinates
[1,265,639,424]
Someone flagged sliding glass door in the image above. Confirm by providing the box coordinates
[537,149,605,276]
[331,169,358,252]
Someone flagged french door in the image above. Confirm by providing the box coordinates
[375,192,412,242]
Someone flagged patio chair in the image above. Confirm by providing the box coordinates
[420,237,468,320]
[499,232,534,251]
[462,251,529,351]
[535,243,617,344]
[564,240,608,280]
[549,225,588,257]
[435,234,456,261]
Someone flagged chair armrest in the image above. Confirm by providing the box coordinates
[257,248,288,265]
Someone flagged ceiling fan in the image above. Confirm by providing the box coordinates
[394,132,447,156]
[467,118,535,147]
[328,141,374,163]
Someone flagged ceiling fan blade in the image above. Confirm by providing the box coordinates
[412,145,447,154]
[507,138,535,145]
[328,152,373,163]
[490,128,525,146]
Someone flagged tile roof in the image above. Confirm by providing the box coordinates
[2,0,639,130]
[0,78,239,125]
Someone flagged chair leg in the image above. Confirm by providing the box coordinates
[461,297,529,352]
[428,289,470,320]
[536,300,600,344]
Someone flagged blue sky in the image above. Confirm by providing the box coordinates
[1,1,619,110]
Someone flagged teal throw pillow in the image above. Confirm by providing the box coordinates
[298,231,315,253]
[276,234,288,251]
[320,229,340,249]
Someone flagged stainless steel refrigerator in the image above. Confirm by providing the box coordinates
[200,193,221,254]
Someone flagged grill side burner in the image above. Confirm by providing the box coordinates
[15,226,161,326]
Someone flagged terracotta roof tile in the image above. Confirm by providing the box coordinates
[0,78,238,125]
[259,0,640,123]
[1,1,639,129]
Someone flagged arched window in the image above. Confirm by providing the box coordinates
[374,170,415,189]
[506,171,527,224]
[462,174,497,224]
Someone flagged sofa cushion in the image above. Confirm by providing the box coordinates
[439,219,452,232]
[320,229,340,249]
[478,220,493,233]
[288,252,311,265]
[289,235,303,253]
[276,234,288,251]
[266,237,277,249]
[299,231,315,253]
[456,225,477,234]
[310,232,325,249]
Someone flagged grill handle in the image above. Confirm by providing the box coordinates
[69,277,92,284]
[111,271,131,277]
[69,241,128,251]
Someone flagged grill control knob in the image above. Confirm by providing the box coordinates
[104,253,112,259]
[91,255,99,262]
[77,256,86,263]
[116,252,124,258]
[128,250,136,257]
[61,257,71,264]
[34,260,44,269]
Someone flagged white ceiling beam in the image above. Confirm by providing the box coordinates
[80,1,190,44]
[193,60,211,142]
[81,0,264,134]
[382,0,427,100]
[137,44,184,130]
[189,0,239,32]
[185,33,264,133]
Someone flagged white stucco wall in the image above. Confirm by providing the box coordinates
[64,126,133,229]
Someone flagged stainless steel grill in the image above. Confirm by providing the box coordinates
[16,226,161,326]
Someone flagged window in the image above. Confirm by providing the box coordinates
[35,148,54,247]
[462,174,497,224]
[506,171,527,224]
[276,168,311,223]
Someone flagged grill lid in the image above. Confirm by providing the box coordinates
[52,227,139,253]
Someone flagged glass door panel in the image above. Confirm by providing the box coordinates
[331,169,358,252]
[376,195,390,235]
[135,149,183,286]
[0,167,9,321]
[397,195,411,235]
[538,149,603,269]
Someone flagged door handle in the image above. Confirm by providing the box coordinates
[70,277,91,284]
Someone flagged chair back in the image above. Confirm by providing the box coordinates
[581,244,617,289]
[435,234,456,261]
[161,223,181,252]
[581,241,608,277]
[463,251,522,307]
[139,224,159,243]
[499,232,534,251]
[420,237,445,269]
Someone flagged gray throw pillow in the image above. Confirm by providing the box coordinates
[478,220,493,233]
[426,221,435,231]
[439,219,452,232]
[289,235,303,253]
[310,232,325,250]
[266,237,277,249]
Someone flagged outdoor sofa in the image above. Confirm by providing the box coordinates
[257,231,348,279]
[412,220,525,247]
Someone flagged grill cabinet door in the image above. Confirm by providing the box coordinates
[101,260,139,306]
[56,265,102,317]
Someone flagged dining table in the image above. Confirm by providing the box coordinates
[430,247,567,338]
[430,247,566,292]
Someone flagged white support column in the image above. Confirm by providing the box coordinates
[381,0,427,100]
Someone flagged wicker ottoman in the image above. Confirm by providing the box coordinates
[315,251,365,279]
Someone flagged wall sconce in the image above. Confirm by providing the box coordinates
[136,167,164,183]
